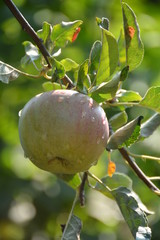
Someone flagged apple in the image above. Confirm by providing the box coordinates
[18,90,109,174]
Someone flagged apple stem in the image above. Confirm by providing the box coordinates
[79,172,88,207]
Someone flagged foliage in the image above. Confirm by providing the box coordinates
[0,0,160,240]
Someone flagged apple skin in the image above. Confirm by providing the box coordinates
[19,90,109,174]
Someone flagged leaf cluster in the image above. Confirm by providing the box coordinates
[1,1,160,240]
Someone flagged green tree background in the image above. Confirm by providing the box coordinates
[0,0,160,239]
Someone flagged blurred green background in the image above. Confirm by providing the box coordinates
[0,0,160,239]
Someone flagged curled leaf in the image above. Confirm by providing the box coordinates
[107,116,143,150]
[0,61,20,84]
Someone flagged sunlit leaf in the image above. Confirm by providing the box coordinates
[60,58,79,72]
[140,87,160,113]
[136,226,152,240]
[120,65,129,81]
[112,187,151,239]
[77,59,90,93]
[140,113,160,138]
[95,173,132,199]
[88,40,102,84]
[117,89,142,102]
[90,71,121,103]
[0,61,19,83]
[51,58,65,81]
[96,17,109,30]
[109,111,128,130]
[62,215,82,240]
[51,20,83,47]
[96,24,119,85]
[37,21,52,45]
[118,28,126,68]
[107,116,143,150]
[122,2,144,71]
[21,41,40,66]
[42,82,66,92]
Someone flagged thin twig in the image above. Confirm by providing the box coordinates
[3,0,51,68]
[148,177,160,181]
[119,148,160,196]
[87,171,111,192]
[128,151,160,162]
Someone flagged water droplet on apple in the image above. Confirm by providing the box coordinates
[80,99,85,104]
[89,98,93,107]
[82,111,86,118]
[91,117,95,122]
[58,96,64,103]
[102,134,105,140]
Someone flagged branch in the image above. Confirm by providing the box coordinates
[119,148,160,196]
[3,0,51,68]
[3,0,75,88]
[127,151,160,162]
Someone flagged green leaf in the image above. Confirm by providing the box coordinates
[118,29,126,68]
[88,40,102,84]
[136,226,152,240]
[37,21,52,45]
[95,173,132,199]
[77,59,90,93]
[140,87,160,113]
[107,116,143,150]
[109,111,128,130]
[51,58,65,81]
[117,89,142,102]
[140,113,160,138]
[0,61,19,83]
[62,215,82,240]
[122,2,144,71]
[112,187,151,239]
[96,17,110,30]
[51,20,83,47]
[42,82,66,92]
[60,58,79,72]
[120,65,129,81]
[96,25,119,85]
[21,41,40,66]
[57,174,81,190]
[90,71,121,103]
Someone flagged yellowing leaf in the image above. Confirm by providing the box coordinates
[108,160,116,177]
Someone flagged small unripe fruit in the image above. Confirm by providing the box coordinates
[19,90,109,174]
